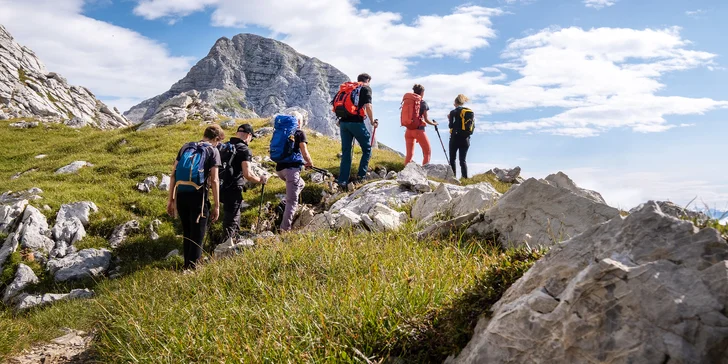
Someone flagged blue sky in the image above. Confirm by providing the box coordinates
[1,0,726,210]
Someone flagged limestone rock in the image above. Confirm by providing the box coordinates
[164,249,180,260]
[335,208,362,229]
[367,203,407,232]
[422,164,459,184]
[34,154,47,159]
[16,205,55,254]
[125,33,348,136]
[159,174,171,191]
[292,206,316,230]
[9,121,38,128]
[108,220,140,249]
[0,188,43,205]
[630,200,710,223]
[543,171,606,204]
[220,119,236,129]
[330,180,420,216]
[416,212,481,240]
[487,167,521,183]
[50,217,85,249]
[254,126,274,138]
[55,201,97,226]
[448,202,728,364]
[47,249,111,282]
[137,176,158,193]
[55,161,93,174]
[310,172,325,184]
[397,163,432,193]
[148,219,161,241]
[0,199,27,234]
[0,233,20,270]
[385,171,398,180]
[14,289,95,311]
[3,263,38,304]
[467,178,620,248]
[412,183,452,221]
[214,237,254,258]
[0,26,129,129]
[136,90,218,130]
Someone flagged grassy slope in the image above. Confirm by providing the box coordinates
[0,118,542,362]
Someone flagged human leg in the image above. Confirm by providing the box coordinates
[449,138,458,177]
[338,123,355,185]
[415,130,432,165]
[350,123,372,179]
[404,129,416,165]
[221,187,243,242]
[279,168,305,231]
[459,137,470,179]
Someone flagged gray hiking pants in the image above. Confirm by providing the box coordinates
[276,167,305,231]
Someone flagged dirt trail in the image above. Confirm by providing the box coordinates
[7,330,94,364]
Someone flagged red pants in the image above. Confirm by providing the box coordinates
[404,128,431,165]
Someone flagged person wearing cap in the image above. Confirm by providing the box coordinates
[220,124,268,242]
[276,112,314,232]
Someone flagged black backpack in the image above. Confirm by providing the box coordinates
[217,142,238,189]
[452,107,475,136]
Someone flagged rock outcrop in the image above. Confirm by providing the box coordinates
[447,202,728,364]
[543,171,606,204]
[47,248,111,282]
[0,25,129,128]
[125,33,348,136]
[630,200,710,223]
[3,263,38,304]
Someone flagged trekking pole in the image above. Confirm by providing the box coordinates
[434,124,451,167]
[310,166,333,177]
[256,183,266,234]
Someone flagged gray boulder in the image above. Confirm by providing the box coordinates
[487,167,521,183]
[55,161,93,174]
[164,249,180,260]
[14,289,95,312]
[292,206,316,230]
[630,200,710,223]
[412,183,453,221]
[3,263,38,304]
[0,188,43,205]
[137,176,158,193]
[148,219,161,241]
[397,163,432,193]
[9,121,39,129]
[254,127,274,138]
[214,237,254,258]
[55,201,97,226]
[220,119,236,129]
[0,199,27,234]
[108,220,140,248]
[543,171,607,204]
[0,233,20,270]
[365,203,407,232]
[416,212,481,240]
[422,164,459,184]
[447,202,728,364]
[412,182,501,223]
[335,208,363,229]
[17,205,55,254]
[468,178,620,248]
[47,249,112,282]
[158,175,171,191]
[449,184,501,218]
[330,180,420,216]
[50,217,85,252]
[136,90,218,130]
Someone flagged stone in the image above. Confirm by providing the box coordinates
[412,183,453,221]
[416,212,481,240]
[108,220,140,248]
[9,121,39,128]
[51,217,85,248]
[368,203,407,232]
[308,213,335,231]
[329,180,420,216]
[3,263,39,304]
[220,119,236,129]
[449,184,501,218]
[630,200,710,223]
[47,249,112,282]
[254,127,275,138]
[55,201,97,226]
[543,171,607,205]
[148,219,161,240]
[335,208,362,229]
[487,167,521,183]
[447,202,728,364]
[0,198,27,234]
[0,26,129,129]
[214,237,254,258]
[125,33,347,136]
[397,163,432,193]
[467,178,620,248]
[16,205,55,254]
[310,172,325,184]
[422,164,459,184]
[14,288,95,311]
[55,161,93,174]
[292,206,316,230]
[137,176,159,193]
[164,249,180,260]
[385,171,398,180]
[34,154,47,159]
[0,233,20,270]
[159,174,171,191]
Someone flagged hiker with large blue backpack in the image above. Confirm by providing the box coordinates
[270,112,314,232]
[166,124,225,270]
[218,123,269,243]
[332,73,379,190]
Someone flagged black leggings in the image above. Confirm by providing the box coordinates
[449,136,470,179]
[221,186,244,242]
[176,192,210,269]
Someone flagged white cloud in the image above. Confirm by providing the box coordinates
[685,9,707,18]
[0,0,193,112]
[584,0,617,9]
[132,0,503,82]
[382,27,727,137]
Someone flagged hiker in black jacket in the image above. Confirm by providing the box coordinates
[448,94,473,179]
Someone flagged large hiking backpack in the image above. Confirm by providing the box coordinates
[270,115,304,164]
[400,92,423,129]
[331,82,365,119]
[452,107,475,136]
[174,142,212,195]
[217,141,238,189]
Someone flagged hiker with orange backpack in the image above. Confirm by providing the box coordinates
[332,73,378,190]
[401,84,438,165]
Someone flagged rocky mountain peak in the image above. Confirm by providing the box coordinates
[0,25,129,129]
[125,33,349,135]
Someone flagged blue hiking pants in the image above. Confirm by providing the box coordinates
[338,121,372,185]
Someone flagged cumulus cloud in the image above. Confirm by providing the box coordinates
[132,0,503,81]
[686,9,707,18]
[382,26,727,137]
[0,0,193,111]
[584,0,617,9]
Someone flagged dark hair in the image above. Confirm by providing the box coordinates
[357,73,371,83]
[204,124,225,141]
[412,84,425,95]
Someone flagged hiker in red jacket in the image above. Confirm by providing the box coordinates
[403,84,438,165]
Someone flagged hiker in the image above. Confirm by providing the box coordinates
[166,124,224,270]
[448,94,475,179]
[402,84,438,165]
[270,112,314,232]
[218,124,268,242]
[332,73,378,189]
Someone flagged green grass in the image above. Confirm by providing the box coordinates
[0,119,522,362]
[461,172,513,194]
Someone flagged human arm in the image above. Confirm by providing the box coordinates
[209,166,220,222]
[422,109,438,126]
[300,141,313,168]
[242,161,268,184]
[363,103,378,128]
[166,161,178,217]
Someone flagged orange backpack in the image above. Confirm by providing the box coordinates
[400,92,422,129]
[331,82,365,119]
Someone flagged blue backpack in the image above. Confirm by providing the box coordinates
[174,142,212,194]
[270,115,304,164]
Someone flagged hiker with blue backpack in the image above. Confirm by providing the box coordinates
[166,124,224,270]
[270,112,314,232]
[332,73,378,190]
[218,124,269,242]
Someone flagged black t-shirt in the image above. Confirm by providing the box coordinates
[226,137,253,188]
[276,130,308,171]
[340,85,372,123]
[175,141,222,193]
[448,107,470,139]
[418,100,430,129]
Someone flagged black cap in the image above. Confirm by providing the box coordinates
[237,123,254,136]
